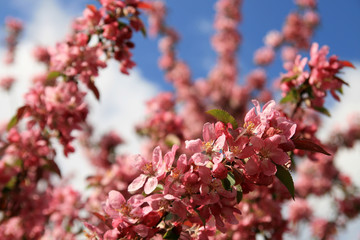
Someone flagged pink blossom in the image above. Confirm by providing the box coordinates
[250,137,289,175]
[253,46,275,66]
[258,89,273,103]
[281,55,310,94]
[148,1,166,37]
[0,76,15,91]
[264,30,283,48]
[4,17,23,64]
[24,81,88,156]
[244,99,278,137]
[186,122,224,153]
[311,218,336,240]
[282,13,312,49]
[281,46,298,62]
[304,10,320,26]
[288,199,312,223]
[103,21,119,41]
[295,0,317,8]
[128,145,178,194]
[337,196,360,219]
[246,69,266,90]
[32,46,50,64]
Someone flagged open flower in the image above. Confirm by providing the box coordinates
[128,145,178,194]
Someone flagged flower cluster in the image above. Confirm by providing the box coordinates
[23,81,88,155]
[1,0,360,239]
[85,100,298,239]
[253,0,319,66]
[136,92,184,152]
[280,42,355,112]
[3,17,23,64]
[0,77,15,91]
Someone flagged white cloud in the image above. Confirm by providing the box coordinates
[25,0,76,45]
[88,62,158,154]
[0,0,75,120]
[0,0,159,191]
[196,18,213,34]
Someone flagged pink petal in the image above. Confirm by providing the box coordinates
[103,229,120,240]
[128,174,147,193]
[212,163,228,179]
[277,117,297,139]
[108,190,126,209]
[198,166,212,184]
[212,152,224,164]
[185,139,203,153]
[261,159,277,176]
[176,154,188,172]
[250,136,264,150]
[152,146,162,167]
[252,99,261,114]
[191,152,209,166]
[268,134,282,146]
[164,144,178,170]
[270,148,289,165]
[244,107,256,123]
[171,201,187,220]
[133,224,149,238]
[213,134,226,151]
[237,145,255,159]
[245,157,259,175]
[132,154,146,170]
[262,100,276,115]
[203,122,216,143]
[221,207,239,225]
[144,176,158,194]
[128,194,145,207]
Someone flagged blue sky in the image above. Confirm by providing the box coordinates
[1,1,360,239]
[129,0,360,90]
[2,0,359,90]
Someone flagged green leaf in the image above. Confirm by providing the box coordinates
[7,106,29,130]
[289,153,296,171]
[88,80,100,100]
[194,208,206,227]
[164,213,174,221]
[165,134,180,147]
[339,60,356,69]
[227,172,236,187]
[336,87,343,95]
[313,106,331,117]
[280,89,299,104]
[47,71,61,80]
[292,138,331,156]
[154,184,164,192]
[5,176,17,189]
[222,172,237,191]
[163,227,180,240]
[281,74,298,83]
[206,109,238,129]
[275,164,295,199]
[235,185,243,203]
[221,178,231,191]
[45,160,62,177]
[140,26,147,37]
[335,77,349,86]
[7,115,18,131]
